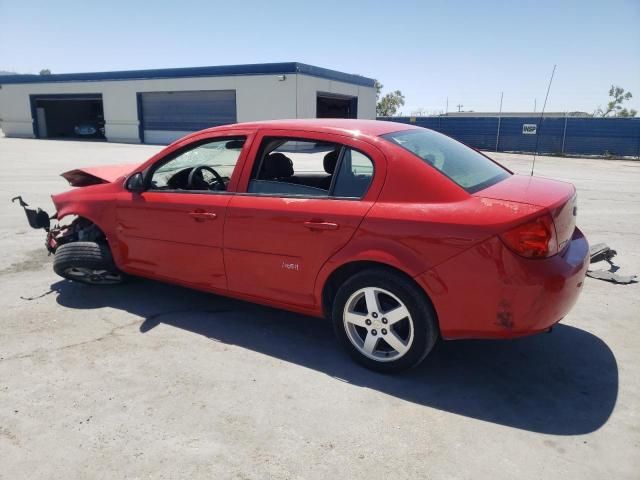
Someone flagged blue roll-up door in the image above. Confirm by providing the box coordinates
[139,90,237,144]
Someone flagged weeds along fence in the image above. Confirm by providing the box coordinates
[378,116,640,157]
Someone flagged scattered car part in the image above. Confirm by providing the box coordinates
[587,243,637,284]
[12,196,51,231]
[20,289,57,301]
[589,243,617,264]
[12,196,110,254]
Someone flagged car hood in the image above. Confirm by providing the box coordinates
[61,163,140,187]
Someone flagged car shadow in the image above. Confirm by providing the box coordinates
[51,277,618,436]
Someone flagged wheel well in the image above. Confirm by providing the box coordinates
[321,261,437,320]
[56,215,109,247]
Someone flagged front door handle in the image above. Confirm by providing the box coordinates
[189,211,218,221]
[303,220,339,231]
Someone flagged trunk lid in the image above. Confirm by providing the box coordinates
[475,174,577,252]
[61,163,140,187]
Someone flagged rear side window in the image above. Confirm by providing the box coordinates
[333,149,374,198]
[382,129,510,193]
[248,137,374,199]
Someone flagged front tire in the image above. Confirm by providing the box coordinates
[53,241,123,285]
[332,269,438,373]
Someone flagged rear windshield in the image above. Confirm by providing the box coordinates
[382,129,510,193]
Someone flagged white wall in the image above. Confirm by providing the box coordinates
[0,73,376,143]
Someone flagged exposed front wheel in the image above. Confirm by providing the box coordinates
[53,241,123,285]
[332,269,438,373]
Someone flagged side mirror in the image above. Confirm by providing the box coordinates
[126,172,145,193]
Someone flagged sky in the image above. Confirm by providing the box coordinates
[1,0,638,115]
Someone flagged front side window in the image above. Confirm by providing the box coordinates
[149,137,245,191]
[248,138,374,199]
[382,129,510,193]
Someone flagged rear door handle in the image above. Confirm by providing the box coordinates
[303,220,339,231]
[189,211,218,221]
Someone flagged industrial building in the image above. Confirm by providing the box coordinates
[0,62,376,144]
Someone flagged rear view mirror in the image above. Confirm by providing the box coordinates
[225,139,245,150]
[126,172,145,192]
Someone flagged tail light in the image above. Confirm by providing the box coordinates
[500,213,558,258]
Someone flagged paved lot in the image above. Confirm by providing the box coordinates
[1,136,638,479]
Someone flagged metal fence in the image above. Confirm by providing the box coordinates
[378,116,640,157]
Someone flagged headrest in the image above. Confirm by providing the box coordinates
[262,152,294,179]
[323,150,339,174]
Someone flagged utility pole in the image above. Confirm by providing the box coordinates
[456,103,463,112]
[446,97,448,115]
[561,112,568,155]
[496,91,503,152]
[534,98,537,112]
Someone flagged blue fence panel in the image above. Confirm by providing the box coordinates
[414,117,441,130]
[379,116,640,157]
[497,117,565,154]
[439,117,500,150]
[564,118,640,156]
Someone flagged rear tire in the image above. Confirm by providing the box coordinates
[331,268,438,373]
[53,241,123,285]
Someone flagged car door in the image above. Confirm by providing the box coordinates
[115,131,253,291]
[224,129,386,308]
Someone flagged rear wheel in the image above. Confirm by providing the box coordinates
[332,269,438,373]
[53,241,123,285]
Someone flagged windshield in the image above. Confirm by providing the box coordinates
[382,129,510,192]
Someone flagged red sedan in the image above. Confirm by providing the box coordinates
[21,119,589,372]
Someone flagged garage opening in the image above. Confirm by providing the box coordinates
[30,94,105,140]
[139,90,237,144]
[316,93,358,119]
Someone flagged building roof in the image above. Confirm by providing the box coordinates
[0,62,375,87]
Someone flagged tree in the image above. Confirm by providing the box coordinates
[375,80,383,98]
[375,80,406,117]
[595,85,636,117]
[39,69,51,75]
[617,107,637,118]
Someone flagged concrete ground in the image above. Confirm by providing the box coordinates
[0,136,638,479]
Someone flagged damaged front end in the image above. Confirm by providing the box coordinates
[11,163,134,254]
[12,196,103,254]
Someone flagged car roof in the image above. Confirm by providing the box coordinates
[202,119,421,138]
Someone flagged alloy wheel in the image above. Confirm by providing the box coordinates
[343,286,414,362]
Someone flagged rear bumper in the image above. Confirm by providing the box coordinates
[416,227,589,339]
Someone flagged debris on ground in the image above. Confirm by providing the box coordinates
[587,243,638,284]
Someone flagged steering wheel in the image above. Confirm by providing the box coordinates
[187,165,226,191]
